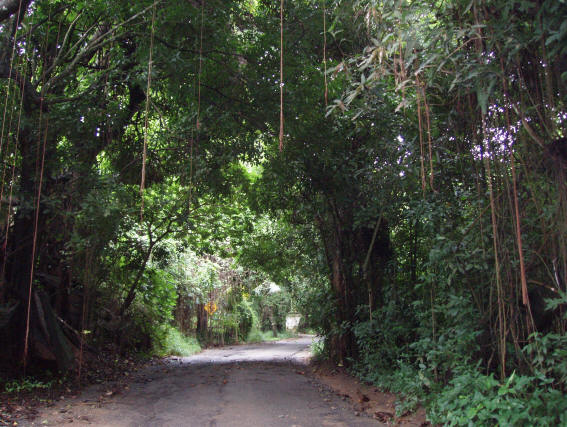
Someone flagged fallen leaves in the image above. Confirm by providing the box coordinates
[1,399,40,425]
[373,410,394,422]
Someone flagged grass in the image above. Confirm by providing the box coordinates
[246,328,297,343]
[154,325,202,357]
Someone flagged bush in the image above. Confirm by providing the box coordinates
[428,367,567,426]
[3,377,54,394]
[245,327,264,343]
[352,300,415,377]
[427,331,567,425]
[235,297,256,340]
[153,325,201,357]
[310,337,327,361]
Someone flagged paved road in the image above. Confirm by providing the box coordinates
[29,336,381,426]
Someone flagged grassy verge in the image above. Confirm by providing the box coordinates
[246,329,297,343]
[154,325,201,357]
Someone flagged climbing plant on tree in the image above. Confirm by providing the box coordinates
[0,1,565,423]
[314,0,567,421]
[0,0,164,370]
[0,0,267,370]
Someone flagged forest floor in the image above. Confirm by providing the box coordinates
[4,336,426,426]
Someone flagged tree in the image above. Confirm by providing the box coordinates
[0,0,261,369]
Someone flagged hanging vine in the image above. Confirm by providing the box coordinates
[322,0,328,108]
[279,0,284,151]
[140,1,157,221]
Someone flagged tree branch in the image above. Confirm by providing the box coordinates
[44,1,159,91]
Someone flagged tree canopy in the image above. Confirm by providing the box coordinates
[0,0,566,423]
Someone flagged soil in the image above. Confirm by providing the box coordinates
[0,350,151,426]
[310,361,428,426]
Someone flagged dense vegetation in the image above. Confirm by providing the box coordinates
[0,0,565,424]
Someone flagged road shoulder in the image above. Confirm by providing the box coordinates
[309,361,428,426]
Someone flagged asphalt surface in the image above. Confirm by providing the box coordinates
[28,336,381,426]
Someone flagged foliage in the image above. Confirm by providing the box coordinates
[428,366,567,426]
[153,325,201,358]
[236,296,259,342]
[247,330,296,344]
[0,1,565,425]
[310,338,328,362]
[3,378,54,394]
[315,0,567,422]
[523,332,567,389]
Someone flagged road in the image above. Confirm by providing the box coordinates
[28,336,381,426]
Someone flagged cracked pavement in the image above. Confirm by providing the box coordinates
[26,336,381,427]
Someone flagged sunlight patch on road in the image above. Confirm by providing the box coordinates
[170,336,318,366]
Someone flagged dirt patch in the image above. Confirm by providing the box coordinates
[309,361,428,426]
[0,350,154,426]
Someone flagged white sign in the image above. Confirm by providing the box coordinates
[286,314,301,331]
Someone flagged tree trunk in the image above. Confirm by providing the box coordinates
[33,290,76,371]
[196,303,208,337]
[2,111,78,371]
[269,306,277,338]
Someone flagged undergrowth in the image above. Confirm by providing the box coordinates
[153,325,201,357]
[347,295,567,425]
[246,329,296,343]
[3,377,54,394]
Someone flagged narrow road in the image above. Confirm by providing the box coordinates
[29,336,381,426]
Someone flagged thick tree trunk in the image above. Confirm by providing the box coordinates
[5,128,35,298]
[317,203,391,365]
[1,119,78,371]
[330,251,349,363]
[33,290,76,371]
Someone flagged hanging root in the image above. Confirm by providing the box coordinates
[322,0,328,108]
[279,0,284,151]
[140,2,157,221]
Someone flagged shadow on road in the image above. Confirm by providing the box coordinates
[27,335,382,426]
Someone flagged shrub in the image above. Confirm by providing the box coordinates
[153,325,201,357]
[428,367,567,426]
[428,332,567,426]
